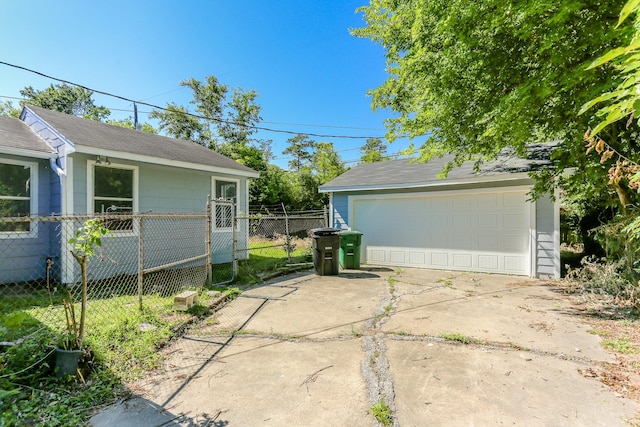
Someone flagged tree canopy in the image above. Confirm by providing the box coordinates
[360,137,387,164]
[352,1,635,202]
[20,83,111,121]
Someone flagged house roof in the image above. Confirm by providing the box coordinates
[319,143,555,192]
[24,105,258,176]
[0,115,56,158]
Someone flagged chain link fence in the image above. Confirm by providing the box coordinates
[1,201,325,381]
[235,206,327,281]
[0,199,237,343]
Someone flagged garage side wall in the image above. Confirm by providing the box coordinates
[535,194,560,279]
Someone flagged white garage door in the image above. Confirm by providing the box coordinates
[352,189,532,275]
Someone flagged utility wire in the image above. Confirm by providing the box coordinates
[1,95,388,132]
[0,61,390,140]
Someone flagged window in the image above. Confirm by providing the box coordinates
[214,179,237,229]
[92,164,136,231]
[0,161,34,234]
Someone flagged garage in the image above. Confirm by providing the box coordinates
[319,145,559,278]
[351,188,531,275]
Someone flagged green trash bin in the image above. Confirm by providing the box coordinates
[339,230,363,269]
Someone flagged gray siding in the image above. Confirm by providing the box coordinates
[65,154,250,281]
[331,193,350,230]
[535,194,559,278]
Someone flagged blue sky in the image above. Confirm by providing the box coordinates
[0,0,414,169]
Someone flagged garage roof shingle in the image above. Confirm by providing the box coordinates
[320,143,555,192]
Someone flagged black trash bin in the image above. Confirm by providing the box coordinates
[311,228,341,276]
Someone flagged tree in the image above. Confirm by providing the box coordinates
[0,100,19,117]
[360,137,387,164]
[151,76,270,166]
[149,103,208,145]
[107,117,157,134]
[313,142,347,185]
[20,83,110,121]
[580,0,640,245]
[353,0,638,255]
[283,134,316,171]
[353,1,633,188]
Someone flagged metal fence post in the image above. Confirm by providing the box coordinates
[232,202,238,280]
[282,203,292,262]
[137,214,144,311]
[205,196,212,287]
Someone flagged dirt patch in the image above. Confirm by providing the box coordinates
[559,283,640,405]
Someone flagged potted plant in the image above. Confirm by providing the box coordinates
[54,290,83,378]
[54,218,110,378]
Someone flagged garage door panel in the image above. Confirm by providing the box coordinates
[478,255,499,270]
[504,214,527,228]
[451,233,473,250]
[478,214,498,228]
[478,194,498,207]
[503,193,526,206]
[431,252,448,266]
[389,251,406,264]
[453,253,472,268]
[409,252,426,265]
[354,189,531,276]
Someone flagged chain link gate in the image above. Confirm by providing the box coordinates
[235,208,327,280]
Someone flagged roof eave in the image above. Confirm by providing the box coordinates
[319,172,533,193]
[74,145,261,178]
[0,146,56,159]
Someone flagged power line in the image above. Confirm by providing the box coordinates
[0,61,391,140]
[1,94,389,132]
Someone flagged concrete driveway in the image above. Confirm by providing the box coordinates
[91,267,640,426]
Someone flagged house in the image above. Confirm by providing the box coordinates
[319,144,560,279]
[0,105,259,284]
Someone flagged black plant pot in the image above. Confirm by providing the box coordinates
[54,348,82,378]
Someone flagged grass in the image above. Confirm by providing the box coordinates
[1,238,303,425]
[0,286,240,426]
[437,277,453,287]
[371,400,393,426]
[602,335,638,354]
[235,240,312,284]
[439,332,478,345]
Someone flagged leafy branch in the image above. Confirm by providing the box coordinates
[66,218,110,348]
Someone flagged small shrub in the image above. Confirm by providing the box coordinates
[566,256,640,309]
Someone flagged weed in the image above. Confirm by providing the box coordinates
[351,324,363,337]
[393,330,412,336]
[371,400,393,426]
[387,277,397,293]
[602,336,638,354]
[588,328,610,337]
[384,304,394,313]
[439,332,476,344]
[437,278,453,287]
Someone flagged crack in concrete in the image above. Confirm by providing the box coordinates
[360,275,401,426]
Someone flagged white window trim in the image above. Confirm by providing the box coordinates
[211,176,239,231]
[0,158,38,239]
[87,160,139,236]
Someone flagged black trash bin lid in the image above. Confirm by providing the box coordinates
[311,227,341,236]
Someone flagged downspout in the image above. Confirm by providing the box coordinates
[50,156,66,176]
